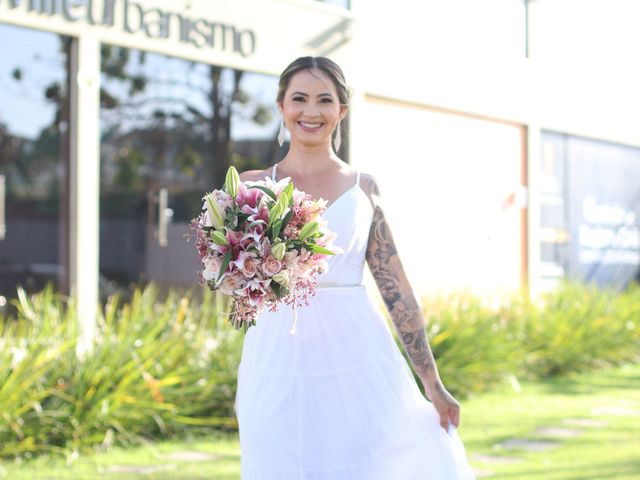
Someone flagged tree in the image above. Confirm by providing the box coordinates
[97,45,275,193]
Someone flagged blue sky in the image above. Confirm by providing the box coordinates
[0,24,64,139]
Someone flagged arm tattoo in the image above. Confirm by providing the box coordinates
[365,196,439,385]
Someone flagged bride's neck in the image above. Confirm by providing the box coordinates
[280,143,339,175]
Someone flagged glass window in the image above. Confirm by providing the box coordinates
[0,23,70,317]
[99,45,283,294]
[540,131,640,290]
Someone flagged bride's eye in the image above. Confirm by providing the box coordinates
[292,96,305,102]
[321,98,333,103]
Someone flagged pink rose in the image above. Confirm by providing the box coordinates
[262,255,283,277]
[283,251,298,262]
[241,257,260,278]
[202,256,223,281]
[220,273,245,295]
[299,249,311,262]
[233,250,255,272]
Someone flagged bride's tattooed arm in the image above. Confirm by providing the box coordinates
[361,174,445,398]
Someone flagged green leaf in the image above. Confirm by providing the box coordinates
[281,181,294,206]
[216,250,233,283]
[248,185,276,201]
[280,210,293,237]
[298,221,319,240]
[271,219,282,240]
[268,203,284,227]
[304,243,337,255]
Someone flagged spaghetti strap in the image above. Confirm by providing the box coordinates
[355,170,360,187]
[272,164,278,181]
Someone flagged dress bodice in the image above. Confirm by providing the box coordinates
[318,184,374,285]
[271,164,374,287]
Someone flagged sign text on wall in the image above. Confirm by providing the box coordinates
[1,0,257,57]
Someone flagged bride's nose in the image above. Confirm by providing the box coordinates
[303,103,320,117]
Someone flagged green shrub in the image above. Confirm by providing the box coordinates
[1,281,638,461]
[0,287,77,458]
[419,293,524,397]
[391,283,640,398]
[0,285,242,461]
[516,283,640,377]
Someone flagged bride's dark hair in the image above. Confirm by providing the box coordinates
[276,56,351,106]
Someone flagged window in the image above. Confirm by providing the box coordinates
[99,45,283,291]
[0,24,70,314]
[540,132,640,289]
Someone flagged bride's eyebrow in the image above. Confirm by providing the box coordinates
[289,92,334,98]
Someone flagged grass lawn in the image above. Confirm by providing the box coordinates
[1,363,639,479]
[462,362,640,479]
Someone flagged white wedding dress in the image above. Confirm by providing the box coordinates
[235,166,476,479]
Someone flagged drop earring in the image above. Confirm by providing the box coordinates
[277,118,287,147]
[333,121,342,152]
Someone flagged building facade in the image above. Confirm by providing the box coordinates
[1,0,639,341]
[355,0,640,296]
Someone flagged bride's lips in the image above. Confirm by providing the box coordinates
[297,121,324,132]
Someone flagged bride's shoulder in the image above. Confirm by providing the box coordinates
[355,171,383,211]
[239,168,270,182]
[357,172,381,196]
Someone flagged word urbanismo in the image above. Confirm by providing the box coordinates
[2,0,257,56]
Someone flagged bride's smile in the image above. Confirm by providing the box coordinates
[297,121,324,131]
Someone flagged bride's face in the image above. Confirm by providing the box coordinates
[279,69,347,149]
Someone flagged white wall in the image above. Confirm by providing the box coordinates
[354,0,640,148]
[359,98,524,295]
[530,0,640,145]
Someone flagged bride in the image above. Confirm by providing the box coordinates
[235,56,475,479]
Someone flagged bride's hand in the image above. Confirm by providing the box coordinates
[426,382,461,430]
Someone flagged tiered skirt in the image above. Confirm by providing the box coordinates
[235,286,475,480]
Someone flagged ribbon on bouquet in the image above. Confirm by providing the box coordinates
[289,303,298,335]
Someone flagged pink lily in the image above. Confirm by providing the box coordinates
[236,182,262,209]
[263,175,292,196]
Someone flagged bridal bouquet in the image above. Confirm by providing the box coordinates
[190,166,339,333]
